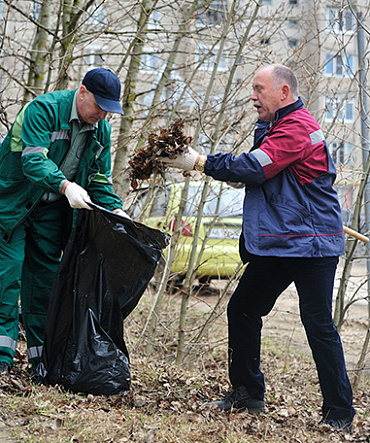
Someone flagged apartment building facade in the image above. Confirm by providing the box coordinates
[0,0,369,217]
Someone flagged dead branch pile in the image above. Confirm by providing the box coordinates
[128,120,192,189]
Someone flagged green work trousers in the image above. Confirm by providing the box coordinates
[0,198,72,371]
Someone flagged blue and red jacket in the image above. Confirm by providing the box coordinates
[204,98,345,258]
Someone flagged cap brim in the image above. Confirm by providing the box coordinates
[94,95,124,115]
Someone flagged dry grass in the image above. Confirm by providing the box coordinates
[0,284,369,442]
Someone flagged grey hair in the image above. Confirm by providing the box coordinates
[270,64,299,99]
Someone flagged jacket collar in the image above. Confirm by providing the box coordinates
[60,89,78,130]
[253,97,304,129]
[273,97,304,123]
[251,98,304,151]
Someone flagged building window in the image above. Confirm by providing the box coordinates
[195,45,227,71]
[288,20,299,27]
[197,0,225,26]
[86,4,107,27]
[325,53,354,77]
[262,0,272,4]
[329,141,353,166]
[289,0,298,5]
[288,39,298,47]
[0,0,3,19]
[84,46,105,68]
[140,51,163,72]
[165,72,194,108]
[325,95,355,123]
[148,9,162,30]
[326,7,356,34]
[140,86,166,114]
[31,1,42,20]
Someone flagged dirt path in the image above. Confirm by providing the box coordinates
[0,420,16,442]
[262,284,368,371]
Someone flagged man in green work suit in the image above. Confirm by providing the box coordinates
[0,68,128,377]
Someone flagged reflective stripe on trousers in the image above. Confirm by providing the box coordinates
[0,335,17,351]
[28,345,43,360]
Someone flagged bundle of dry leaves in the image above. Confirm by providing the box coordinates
[128,120,192,189]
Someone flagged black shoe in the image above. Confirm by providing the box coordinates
[27,365,44,385]
[320,416,353,432]
[204,386,265,413]
[0,362,10,375]
[29,372,43,385]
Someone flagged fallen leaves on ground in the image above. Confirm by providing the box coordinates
[0,339,369,443]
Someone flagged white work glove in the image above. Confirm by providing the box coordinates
[64,182,92,210]
[113,208,131,219]
[161,146,200,170]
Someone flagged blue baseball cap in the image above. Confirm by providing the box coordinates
[82,68,124,115]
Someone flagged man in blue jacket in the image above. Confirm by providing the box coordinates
[0,68,128,377]
[163,64,355,431]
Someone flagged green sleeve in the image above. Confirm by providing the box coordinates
[20,99,66,194]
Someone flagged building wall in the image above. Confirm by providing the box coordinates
[0,0,369,218]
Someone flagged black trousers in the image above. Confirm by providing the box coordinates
[227,254,356,421]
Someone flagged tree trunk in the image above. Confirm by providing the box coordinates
[176,0,262,365]
[113,0,156,199]
[23,0,53,102]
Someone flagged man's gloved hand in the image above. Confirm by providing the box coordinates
[113,208,131,219]
[64,182,92,210]
[161,146,200,170]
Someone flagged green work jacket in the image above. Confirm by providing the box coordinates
[0,89,123,242]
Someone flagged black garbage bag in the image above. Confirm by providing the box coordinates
[38,203,169,396]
